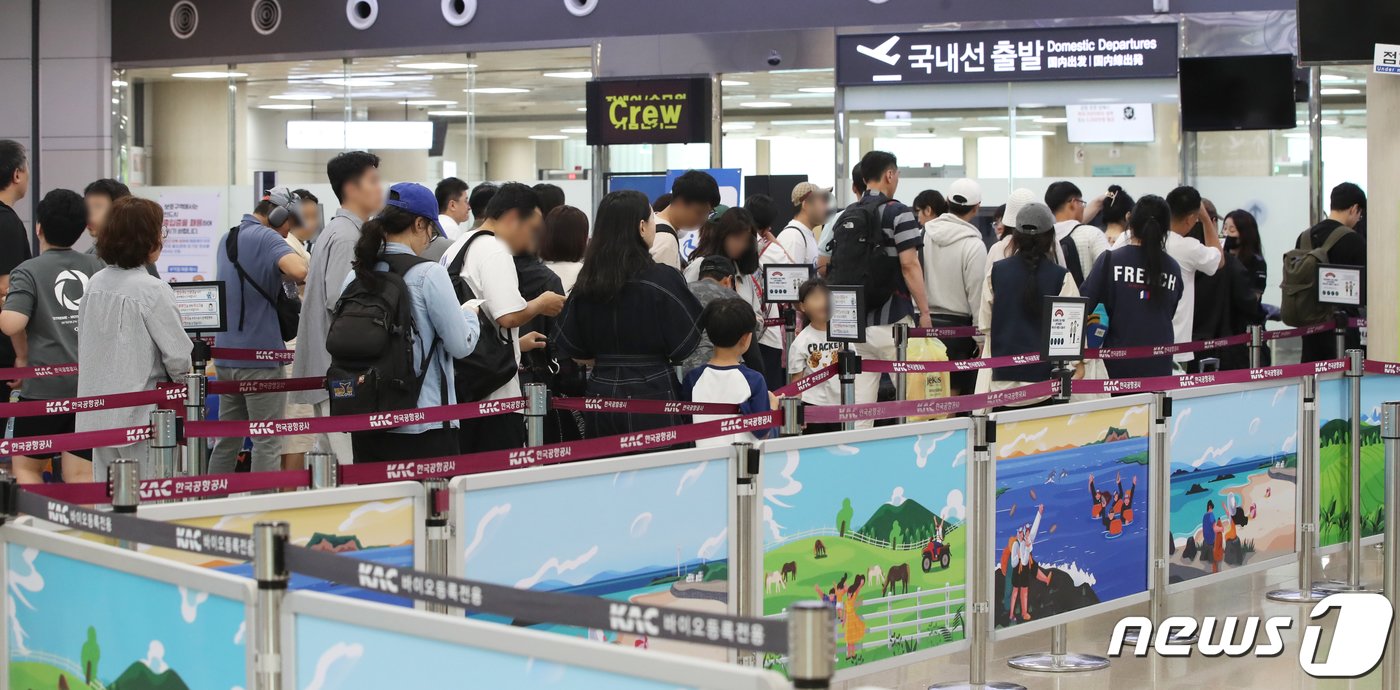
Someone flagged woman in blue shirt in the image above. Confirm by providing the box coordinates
[340,183,480,463]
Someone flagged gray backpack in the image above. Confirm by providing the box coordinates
[1280,225,1351,327]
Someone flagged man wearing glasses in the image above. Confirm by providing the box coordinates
[1045,180,1108,287]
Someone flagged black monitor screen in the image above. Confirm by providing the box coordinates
[1180,55,1298,132]
[1299,0,1400,64]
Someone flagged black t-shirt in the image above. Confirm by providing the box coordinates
[1080,246,1184,379]
[1297,219,1365,266]
[0,200,32,369]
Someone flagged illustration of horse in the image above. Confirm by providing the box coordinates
[814,539,828,559]
[766,570,788,593]
[884,563,910,596]
[781,561,798,581]
[867,564,885,588]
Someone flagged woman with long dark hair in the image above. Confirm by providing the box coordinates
[1081,195,1184,379]
[1223,209,1267,298]
[684,207,768,375]
[338,183,480,462]
[976,202,1078,408]
[1101,185,1134,246]
[555,190,703,437]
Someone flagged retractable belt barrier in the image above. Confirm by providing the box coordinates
[0,424,151,456]
[206,346,296,362]
[1070,359,1347,395]
[775,364,836,396]
[206,375,325,395]
[0,362,77,380]
[21,469,312,504]
[1261,322,1335,341]
[0,384,184,418]
[804,381,1059,424]
[908,326,981,339]
[11,489,255,561]
[551,397,741,415]
[184,397,527,438]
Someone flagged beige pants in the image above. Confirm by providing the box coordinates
[849,318,910,430]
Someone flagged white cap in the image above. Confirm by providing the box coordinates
[1003,188,1037,227]
[947,178,982,206]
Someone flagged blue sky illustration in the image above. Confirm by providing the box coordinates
[295,614,693,689]
[461,461,729,589]
[7,543,247,689]
[764,430,969,544]
[1320,374,1400,426]
[1171,385,1299,471]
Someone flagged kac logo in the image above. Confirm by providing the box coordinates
[384,463,416,480]
[357,563,400,593]
[368,413,394,429]
[141,479,174,500]
[175,526,204,552]
[1108,593,1393,678]
[609,603,661,636]
[47,502,71,526]
[45,400,71,414]
[247,421,276,436]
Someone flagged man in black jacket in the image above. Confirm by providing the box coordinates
[1296,183,1366,363]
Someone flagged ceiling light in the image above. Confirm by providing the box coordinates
[258,104,314,111]
[869,119,913,127]
[1321,118,1339,125]
[1016,130,1055,136]
[721,79,749,87]
[542,71,593,79]
[739,101,792,109]
[287,121,432,150]
[806,128,836,135]
[467,87,530,94]
[770,119,834,126]
[576,107,588,112]
[528,134,569,140]
[271,93,335,101]
[427,110,472,117]
[1283,132,1311,138]
[560,127,589,134]
[1319,73,1349,83]
[400,99,457,106]
[1321,87,1360,96]
[722,122,755,131]
[319,77,395,87]
[111,79,128,88]
[172,71,248,79]
[960,126,1001,132]
[896,132,941,138]
[798,87,836,94]
[1034,117,1068,124]
[398,61,477,70]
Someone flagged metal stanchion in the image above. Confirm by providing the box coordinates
[837,347,860,432]
[423,478,451,614]
[893,322,910,424]
[783,307,798,379]
[733,442,761,665]
[780,396,802,437]
[1247,324,1264,370]
[1051,362,1073,404]
[148,409,178,483]
[1334,310,1349,362]
[931,413,1025,690]
[1319,349,1378,593]
[1007,624,1109,673]
[111,459,140,550]
[1382,401,1400,690]
[183,372,208,476]
[253,521,290,690]
[524,382,548,448]
[305,451,338,489]
[787,601,834,689]
[1267,375,1329,603]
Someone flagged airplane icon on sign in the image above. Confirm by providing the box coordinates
[857,36,901,66]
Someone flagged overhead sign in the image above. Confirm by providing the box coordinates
[1318,264,1364,306]
[586,78,713,146]
[1375,43,1400,74]
[1067,103,1155,143]
[837,23,1179,86]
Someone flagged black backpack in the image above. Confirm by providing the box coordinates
[445,232,521,401]
[226,225,301,341]
[324,254,438,416]
[1059,228,1086,286]
[826,196,899,314]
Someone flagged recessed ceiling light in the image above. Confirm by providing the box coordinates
[869,119,913,127]
[1016,130,1055,137]
[467,87,531,94]
[1321,87,1360,96]
[560,127,589,134]
[1079,97,1118,103]
[798,87,836,94]
[320,77,395,87]
[896,132,941,139]
[806,128,836,135]
[398,62,477,70]
[576,107,588,112]
[960,126,1001,132]
[771,119,834,126]
[722,122,755,131]
[542,71,593,79]
[1319,74,1349,83]
[172,71,248,79]
[1034,117,1068,124]
[271,93,335,101]
[739,101,791,109]
[399,99,457,106]
[1321,118,1340,125]
[528,134,569,140]
[258,104,314,111]
[427,110,472,117]
[720,80,749,87]
[111,79,128,88]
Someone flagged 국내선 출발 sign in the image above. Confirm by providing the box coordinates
[586,77,713,146]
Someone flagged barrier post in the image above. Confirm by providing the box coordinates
[837,348,861,432]
[253,521,289,690]
[780,396,802,437]
[1247,324,1264,370]
[305,451,338,489]
[893,322,910,424]
[930,413,1025,690]
[148,409,178,483]
[1382,401,1400,690]
[786,601,834,689]
[1335,310,1349,362]
[183,371,208,476]
[783,306,798,377]
[110,458,140,550]
[1321,349,1378,592]
[1267,374,1328,602]
[423,478,451,614]
[733,442,761,665]
[524,382,548,448]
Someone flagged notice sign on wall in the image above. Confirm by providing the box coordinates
[585,78,713,146]
[1066,103,1155,143]
[837,23,1179,86]
[1376,43,1400,74]
[156,190,223,282]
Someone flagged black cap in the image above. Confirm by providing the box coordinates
[697,254,739,279]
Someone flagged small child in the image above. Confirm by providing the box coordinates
[786,279,843,434]
[683,297,777,448]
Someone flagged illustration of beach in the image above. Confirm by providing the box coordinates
[762,431,970,671]
[993,404,1151,628]
[1168,385,1299,582]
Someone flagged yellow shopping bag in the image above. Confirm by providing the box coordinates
[905,337,951,421]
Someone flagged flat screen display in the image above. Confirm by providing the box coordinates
[1298,0,1400,64]
[1180,55,1298,132]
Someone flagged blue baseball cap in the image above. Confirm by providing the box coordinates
[384,182,446,238]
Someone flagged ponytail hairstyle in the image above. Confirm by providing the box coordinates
[1128,194,1172,304]
[1102,185,1135,227]
[1011,230,1056,319]
[352,206,420,288]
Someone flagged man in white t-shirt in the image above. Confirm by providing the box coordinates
[1045,180,1108,286]
[652,170,720,270]
[777,181,831,267]
[440,183,566,452]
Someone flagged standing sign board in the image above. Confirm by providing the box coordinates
[1041,296,1088,360]
[1318,264,1364,306]
[762,264,813,304]
[585,78,713,146]
[837,23,1179,87]
[171,281,227,333]
[828,285,866,344]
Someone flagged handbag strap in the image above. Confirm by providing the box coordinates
[226,226,285,332]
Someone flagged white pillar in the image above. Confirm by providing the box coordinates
[1367,71,1400,361]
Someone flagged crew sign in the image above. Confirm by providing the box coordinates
[837,23,1179,86]
[586,78,712,146]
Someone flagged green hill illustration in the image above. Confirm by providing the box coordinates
[1320,417,1380,447]
[856,498,950,545]
[108,661,190,690]
[307,532,366,552]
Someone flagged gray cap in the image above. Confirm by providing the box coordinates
[264,186,305,225]
[1012,201,1056,236]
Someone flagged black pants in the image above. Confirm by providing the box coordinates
[1301,329,1362,364]
[458,413,526,453]
[352,427,458,464]
[758,344,785,392]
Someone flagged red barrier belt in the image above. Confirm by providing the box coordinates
[340,411,782,484]
[864,352,1044,374]
[207,376,325,395]
[762,318,785,328]
[1262,323,1334,341]
[1364,360,1400,376]
[184,398,526,438]
[21,481,110,504]
[803,381,1059,423]
[208,347,296,362]
[20,469,312,504]
[1086,333,1252,360]
[774,365,836,396]
[908,326,981,339]
[551,398,741,415]
[1352,318,1367,329]
[1070,359,1346,395]
[433,487,451,514]
[0,425,151,456]
[0,362,78,380]
[0,385,185,418]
